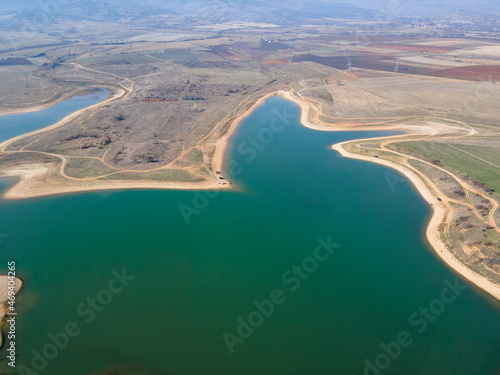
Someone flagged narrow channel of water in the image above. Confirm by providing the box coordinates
[0,88,110,143]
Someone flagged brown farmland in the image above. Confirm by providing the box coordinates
[208,45,246,61]
[368,43,458,53]
[261,57,289,66]
[427,65,500,81]
[292,54,433,75]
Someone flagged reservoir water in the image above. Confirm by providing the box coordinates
[0,96,499,375]
[0,88,110,143]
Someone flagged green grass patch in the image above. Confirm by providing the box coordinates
[100,169,204,182]
[484,228,500,244]
[64,158,114,178]
[391,141,500,193]
[149,170,204,182]
[184,148,204,164]
[449,144,500,167]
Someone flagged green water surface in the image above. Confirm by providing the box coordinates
[0,96,499,375]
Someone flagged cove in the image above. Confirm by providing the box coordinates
[0,96,499,375]
[0,88,110,143]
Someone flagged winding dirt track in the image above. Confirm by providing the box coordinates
[0,63,266,183]
[378,136,499,233]
[287,82,499,233]
[281,84,500,300]
[332,135,500,301]
[0,62,284,197]
[0,63,133,154]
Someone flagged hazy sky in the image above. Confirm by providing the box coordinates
[2,0,498,18]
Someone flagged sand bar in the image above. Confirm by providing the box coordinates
[0,276,23,348]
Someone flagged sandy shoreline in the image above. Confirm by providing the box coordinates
[0,82,228,199]
[0,92,82,117]
[270,91,500,302]
[277,90,400,132]
[0,88,396,200]
[0,90,280,200]
[2,168,223,200]
[0,86,124,152]
[332,140,500,302]
[0,86,115,118]
[212,91,282,173]
[0,276,23,348]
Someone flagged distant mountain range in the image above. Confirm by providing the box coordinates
[0,0,174,21]
[0,0,498,23]
[0,0,374,23]
[138,0,373,19]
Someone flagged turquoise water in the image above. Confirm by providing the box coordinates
[0,89,110,143]
[0,96,499,375]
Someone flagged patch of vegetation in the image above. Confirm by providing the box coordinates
[483,228,500,244]
[100,169,204,182]
[409,159,468,203]
[0,58,33,66]
[450,144,500,168]
[64,158,115,178]
[149,49,197,62]
[360,142,381,149]
[391,141,500,193]
[79,53,160,66]
[184,148,204,164]
[448,208,500,284]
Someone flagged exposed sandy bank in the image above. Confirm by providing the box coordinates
[0,276,23,348]
[332,140,500,302]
